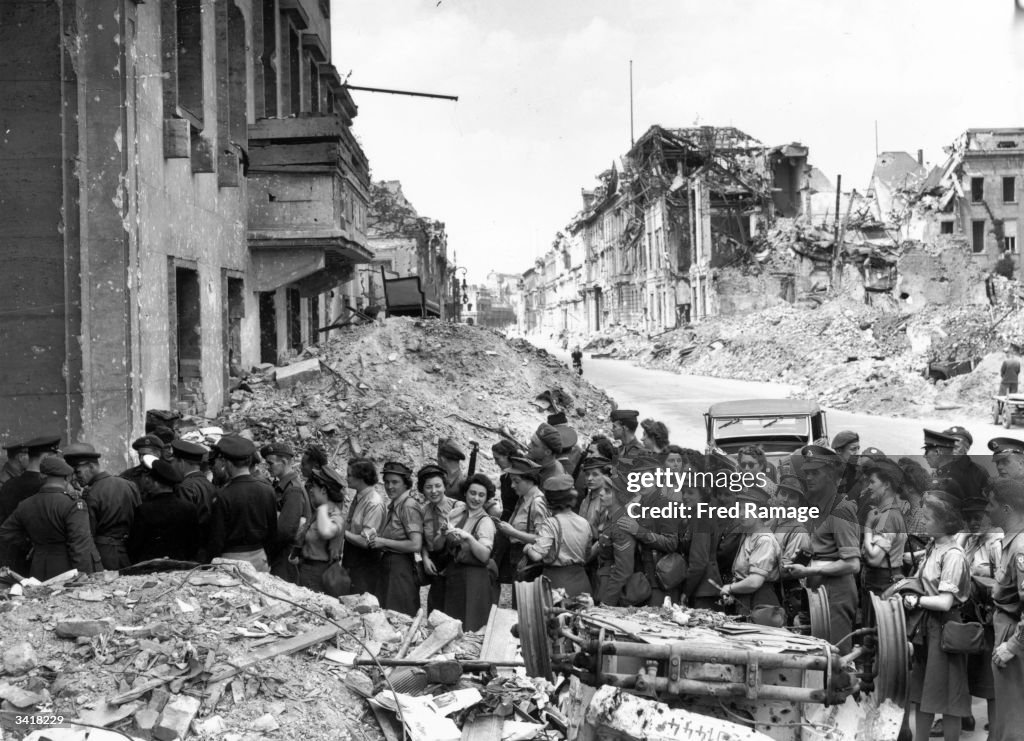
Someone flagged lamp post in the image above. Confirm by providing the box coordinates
[452,267,469,322]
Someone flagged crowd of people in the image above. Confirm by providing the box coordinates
[0,410,1023,741]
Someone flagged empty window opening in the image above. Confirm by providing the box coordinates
[972,220,987,253]
[971,177,984,203]
[1004,176,1017,203]
[259,291,278,365]
[173,266,202,408]
[287,287,302,353]
[940,220,954,235]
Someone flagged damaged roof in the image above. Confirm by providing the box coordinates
[870,151,927,191]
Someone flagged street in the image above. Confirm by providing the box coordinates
[535,339,1012,460]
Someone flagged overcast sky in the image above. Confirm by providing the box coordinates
[333,1,1024,281]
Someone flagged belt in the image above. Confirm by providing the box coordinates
[301,557,329,564]
[546,562,585,569]
[93,535,128,546]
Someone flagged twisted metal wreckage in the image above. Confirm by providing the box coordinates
[514,578,909,741]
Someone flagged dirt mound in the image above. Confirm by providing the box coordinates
[214,318,613,469]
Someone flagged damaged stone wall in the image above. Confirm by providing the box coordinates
[896,238,989,311]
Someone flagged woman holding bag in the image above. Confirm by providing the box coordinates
[443,474,498,631]
[294,465,346,593]
[902,490,972,741]
[494,457,548,587]
[418,464,455,613]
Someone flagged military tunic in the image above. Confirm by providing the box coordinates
[991,530,1024,741]
[270,470,311,581]
[128,491,200,562]
[420,494,455,613]
[376,489,424,616]
[0,483,101,580]
[83,472,140,570]
[527,510,593,598]
[595,498,640,606]
[343,486,386,596]
[807,490,860,652]
[208,474,278,571]
[731,530,782,610]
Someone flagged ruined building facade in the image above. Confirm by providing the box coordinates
[0,0,370,465]
[520,125,809,336]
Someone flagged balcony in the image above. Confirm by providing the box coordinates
[247,113,372,294]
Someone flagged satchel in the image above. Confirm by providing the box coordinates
[655,552,688,590]
[940,620,985,655]
[321,558,351,597]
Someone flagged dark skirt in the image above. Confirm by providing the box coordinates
[821,573,857,652]
[426,550,449,614]
[991,611,1024,740]
[544,564,591,598]
[296,559,329,593]
[342,544,381,596]
[908,610,972,717]
[444,561,495,632]
[966,622,996,700]
[377,552,420,617]
[736,580,781,612]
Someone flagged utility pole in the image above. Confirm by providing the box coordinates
[832,174,844,287]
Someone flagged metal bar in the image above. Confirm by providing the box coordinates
[595,673,828,704]
[590,640,835,672]
[343,84,458,101]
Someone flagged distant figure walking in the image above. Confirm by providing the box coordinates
[571,346,583,376]
[1001,347,1021,395]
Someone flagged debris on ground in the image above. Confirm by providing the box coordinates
[202,317,614,466]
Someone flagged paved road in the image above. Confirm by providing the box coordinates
[533,338,1010,460]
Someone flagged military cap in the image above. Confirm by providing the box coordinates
[961,497,989,514]
[132,434,165,451]
[502,456,542,477]
[62,442,101,462]
[382,461,413,478]
[609,409,639,423]
[582,455,612,471]
[437,439,466,461]
[800,444,843,470]
[923,488,960,510]
[928,476,963,500]
[604,470,630,495]
[831,431,860,450]
[24,435,62,455]
[922,429,958,449]
[859,446,886,462]
[942,426,973,448]
[171,439,208,463]
[416,464,448,482]
[863,458,904,486]
[214,434,257,460]
[776,475,806,500]
[533,423,564,454]
[260,442,295,459]
[3,440,27,454]
[39,456,73,477]
[542,473,575,493]
[988,436,1024,461]
[149,458,184,485]
[542,474,577,507]
[491,439,518,457]
[546,412,579,450]
[311,464,346,492]
[152,425,176,446]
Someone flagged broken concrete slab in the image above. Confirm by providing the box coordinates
[339,592,380,614]
[362,611,402,644]
[274,358,322,389]
[0,682,50,708]
[153,695,201,741]
[55,618,115,639]
[2,642,39,675]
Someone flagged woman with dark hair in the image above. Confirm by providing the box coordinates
[443,473,498,630]
[898,457,933,558]
[495,457,548,603]
[293,465,346,593]
[491,438,520,586]
[736,444,777,490]
[720,486,782,614]
[641,419,670,454]
[418,464,455,613]
[860,459,908,606]
[524,474,593,598]
[369,461,423,616]
[342,458,386,596]
[903,491,972,741]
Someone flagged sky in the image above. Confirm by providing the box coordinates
[332,1,1024,282]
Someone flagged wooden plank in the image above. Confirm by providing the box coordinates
[207,624,339,683]
[461,607,519,741]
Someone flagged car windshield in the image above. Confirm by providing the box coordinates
[713,416,809,438]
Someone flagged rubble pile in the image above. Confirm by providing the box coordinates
[213,317,614,466]
[598,297,1024,418]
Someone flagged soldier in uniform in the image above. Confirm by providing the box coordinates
[437,438,468,503]
[629,452,682,606]
[261,442,310,582]
[128,458,199,562]
[171,440,215,561]
[65,442,140,570]
[783,445,861,652]
[208,435,278,572]
[593,470,641,606]
[0,457,101,579]
[120,435,165,491]
[830,431,860,497]
[990,436,1024,483]
[0,435,60,524]
[926,426,990,504]
[609,410,644,461]
[526,423,567,486]
[987,478,1024,741]
[0,440,28,487]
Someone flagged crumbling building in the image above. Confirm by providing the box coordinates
[0,0,371,465]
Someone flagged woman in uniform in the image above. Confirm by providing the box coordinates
[524,474,593,598]
[495,457,548,588]
[860,459,908,610]
[902,491,972,741]
[490,439,519,587]
[369,461,423,616]
[719,486,782,614]
[418,464,454,614]
[293,465,346,593]
[444,474,498,630]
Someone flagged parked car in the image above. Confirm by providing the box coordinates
[704,399,828,468]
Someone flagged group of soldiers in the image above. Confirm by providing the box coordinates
[1,410,1024,740]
